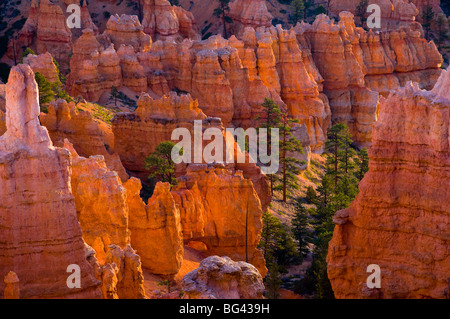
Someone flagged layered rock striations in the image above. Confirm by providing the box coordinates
[172,165,267,276]
[112,92,271,211]
[125,179,184,275]
[22,52,60,84]
[327,69,450,299]
[40,99,128,181]
[328,0,444,27]
[11,0,73,72]
[142,0,200,40]
[298,12,442,146]
[112,92,206,177]
[65,141,131,264]
[228,0,273,36]
[67,11,442,150]
[0,64,102,299]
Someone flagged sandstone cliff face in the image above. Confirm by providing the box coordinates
[172,164,267,277]
[327,69,450,299]
[103,245,146,299]
[112,92,271,211]
[36,0,72,72]
[23,52,60,83]
[299,12,442,146]
[181,256,265,299]
[68,11,442,151]
[65,141,131,264]
[40,99,128,181]
[104,14,152,52]
[125,179,184,275]
[85,243,145,299]
[3,272,20,299]
[0,64,102,299]
[112,92,206,177]
[6,0,39,63]
[228,0,273,36]
[329,0,444,27]
[142,0,200,40]
[328,0,420,30]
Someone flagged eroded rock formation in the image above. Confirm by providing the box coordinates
[298,12,442,146]
[181,256,265,299]
[23,52,60,83]
[40,99,128,181]
[125,179,184,275]
[142,0,200,40]
[0,64,102,299]
[327,69,450,299]
[7,0,73,72]
[172,165,267,277]
[64,141,131,263]
[229,0,273,36]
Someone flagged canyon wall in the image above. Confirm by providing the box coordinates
[142,0,200,40]
[327,69,450,299]
[228,0,273,36]
[0,64,102,299]
[298,12,442,146]
[328,0,444,26]
[66,11,441,150]
[40,99,128,181]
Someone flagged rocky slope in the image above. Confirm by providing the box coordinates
[327,69,450,299]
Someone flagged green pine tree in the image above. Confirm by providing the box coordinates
[422,4,435,40]
[20,47,35,64]
[325,123,347,191]
[257,98,283,196]
[276,115,304,202]
[291,0,306,25]
[214,0,231,39]
[145,141,181,186]
[259,210,284,262]
[306,186,317,204]
[264,263,283,299]
[355,0,369,28]
[292,199,312,260]
[354,147,369,181]
[34,72,54,113]
[435,14,449,51]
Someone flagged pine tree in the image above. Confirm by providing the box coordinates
[337,127,356,176]
[291,0,306,25]
[354,147,369,181]
[214,0,231,39]
[259,210,284,262]
[355,0,369,28]
[435,14,449,51]
[34,72,54,113]
[264,263,282,299]
[325,123,347,190]
[422,4,435,40]
[20,47,35,64]
[257,98,282,196]
[111,86,119,107]
[292,199,312,260]
[276,115,304,202]
[145,141,181,186]
[306,186,316,204]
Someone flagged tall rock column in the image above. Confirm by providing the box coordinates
[327,70,450,299]
[0,65,102,299]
